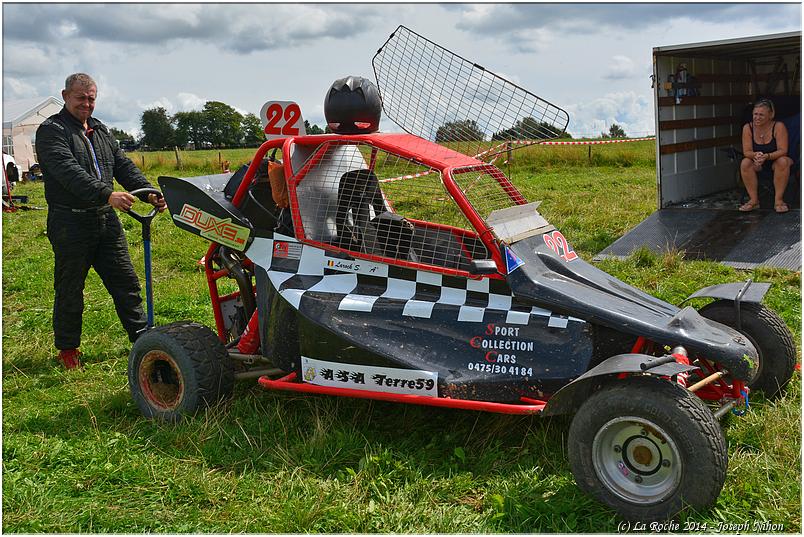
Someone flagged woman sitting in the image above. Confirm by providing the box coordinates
[739,98,793,213]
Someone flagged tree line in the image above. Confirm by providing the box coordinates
[112,101,325,150]
[433,117,629,142]
[434,117,569,143]
[115,107,629,150]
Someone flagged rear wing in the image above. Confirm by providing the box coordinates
[372,25,570,162]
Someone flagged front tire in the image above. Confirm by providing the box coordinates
[699,300,795,398]
[128,321,234,422]
[568,376,727,521]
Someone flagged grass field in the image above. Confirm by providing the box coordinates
[2,141,800,532]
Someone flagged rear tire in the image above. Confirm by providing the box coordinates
[699,300,795,398]
[568,376,727,521]
[128,321,234,422]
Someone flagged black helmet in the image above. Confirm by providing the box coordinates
[324,76,382,134]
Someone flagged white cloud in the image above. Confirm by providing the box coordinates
[564,91,654,138]
[459,4,497,27]
[91,76,138,126]
[3,78,39,100]
[2,44,52,76]
[603,55,636,80]
[456,3,800,38]
[55,20,79,39]
[136,97,175,114]
[176,93,206,112]
[3,4,384,53]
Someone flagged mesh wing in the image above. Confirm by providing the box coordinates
[372,26,570,161]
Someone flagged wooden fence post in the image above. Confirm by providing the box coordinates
[588,145,592,164]
[141,155,145,168]
[174,146,182,169]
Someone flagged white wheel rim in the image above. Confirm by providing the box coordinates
[592,416,682,505]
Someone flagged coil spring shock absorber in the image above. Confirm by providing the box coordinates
[671,346,690,388]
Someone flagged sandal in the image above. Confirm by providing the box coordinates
[775,202,789,214]
[739,201,759,212]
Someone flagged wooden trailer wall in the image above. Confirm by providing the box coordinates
[653,32,801,208]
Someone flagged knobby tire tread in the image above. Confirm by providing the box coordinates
[699,301,796,397]
[568,376,727,520]
[130,321,234,421]
[159,321,235,404]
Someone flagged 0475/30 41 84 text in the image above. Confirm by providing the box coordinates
[467,362,533,376]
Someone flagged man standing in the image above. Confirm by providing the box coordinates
[36,73,166,369]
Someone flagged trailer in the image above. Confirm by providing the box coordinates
[597,31,801,270]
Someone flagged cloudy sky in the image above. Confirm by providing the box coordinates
[3,2,801,138]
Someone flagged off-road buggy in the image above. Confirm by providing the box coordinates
[128,27,796,520]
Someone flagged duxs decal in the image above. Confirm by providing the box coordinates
[173,203,250,250]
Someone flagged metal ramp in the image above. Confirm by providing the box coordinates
[595,208,801,271]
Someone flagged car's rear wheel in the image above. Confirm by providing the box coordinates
[568,376,727,520]
[699,300,795,398]
[128,321,234,422]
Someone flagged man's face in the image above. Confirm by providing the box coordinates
[62,84,97,124]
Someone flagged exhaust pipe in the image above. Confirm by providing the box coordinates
[219,246,256,318]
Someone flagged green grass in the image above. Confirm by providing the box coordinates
[3,141,800,532]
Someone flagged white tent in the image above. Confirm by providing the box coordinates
[2,96,64,172]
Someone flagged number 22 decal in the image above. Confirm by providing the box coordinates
[264,103,301,135]
[259,101,306,140]
[543,230,578,262]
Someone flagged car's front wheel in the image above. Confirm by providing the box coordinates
[568,376,727,520]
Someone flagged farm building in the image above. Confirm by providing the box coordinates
[3,96,63,172]
[598,31,801,270]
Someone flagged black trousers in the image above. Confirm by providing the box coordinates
[47,206,146,350]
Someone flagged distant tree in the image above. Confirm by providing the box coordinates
[492,116,565,140]
[140,107,175,149]
[304,120,325,135]
[203,101,243,147]
[602,123,627,139]
[109,127,134,143]
[435,119,485,143]
[173,111,206,149]
[242,113,264,147]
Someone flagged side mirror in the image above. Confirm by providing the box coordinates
[469,259,499,275]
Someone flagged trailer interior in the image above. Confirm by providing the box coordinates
[598,32,801,270]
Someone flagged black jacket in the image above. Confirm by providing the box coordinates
[36,107,151,209]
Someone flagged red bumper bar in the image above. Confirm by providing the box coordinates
[258,372,546,415]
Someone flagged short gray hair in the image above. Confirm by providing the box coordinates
[65,73,97,92]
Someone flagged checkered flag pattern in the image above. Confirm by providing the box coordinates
[293,141,490,270]
[372,26,570,161]
[248,236,583,329]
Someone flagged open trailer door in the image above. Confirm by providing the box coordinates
[597,32,801,270]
